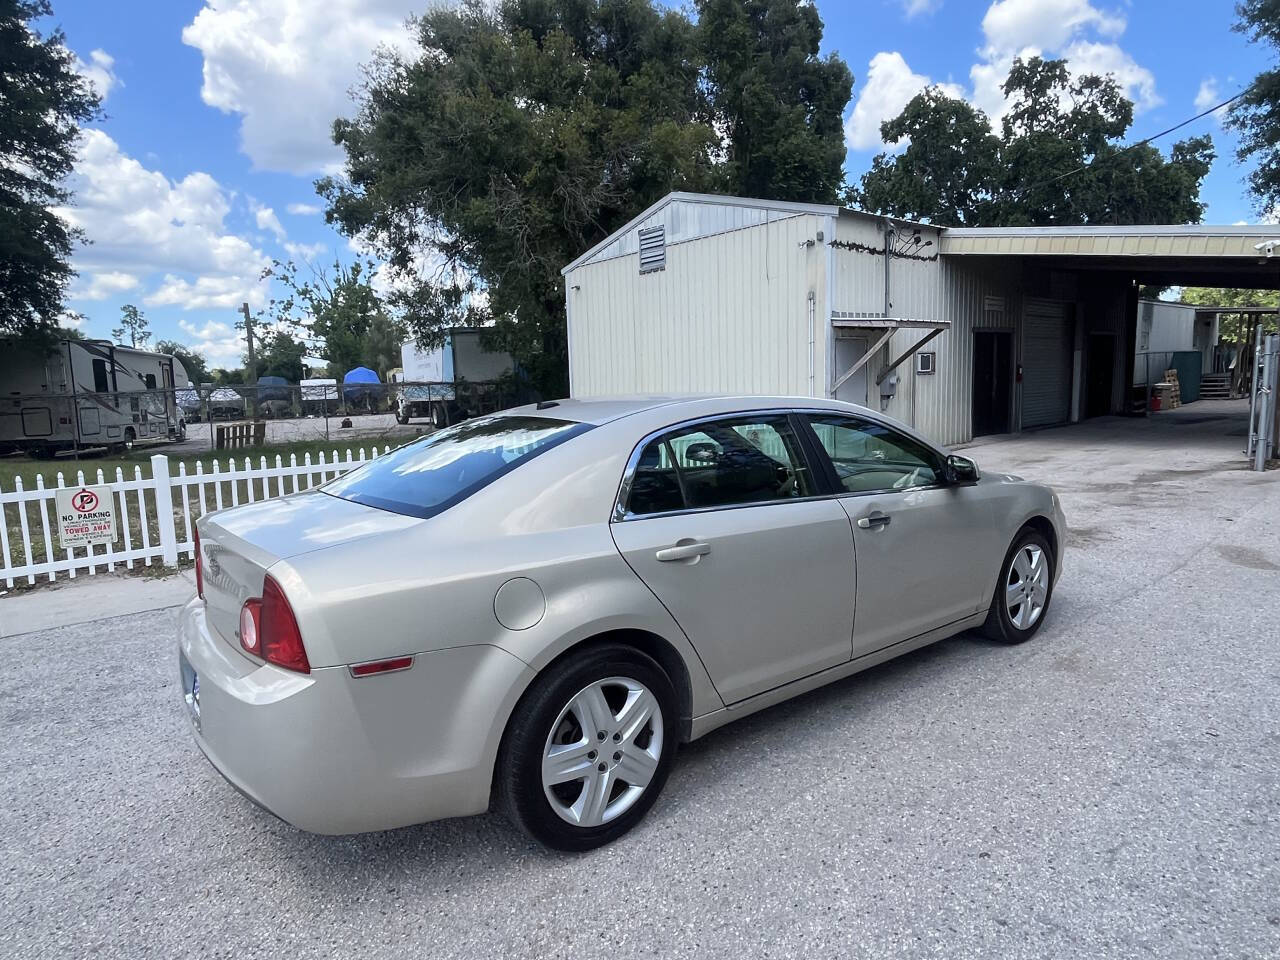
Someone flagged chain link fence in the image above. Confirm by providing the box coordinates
[3,379,531,456]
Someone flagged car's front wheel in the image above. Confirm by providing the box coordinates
[496,644,677,851]
[978,526,1055,644]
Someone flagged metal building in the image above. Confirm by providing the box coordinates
[562,192,1280,446]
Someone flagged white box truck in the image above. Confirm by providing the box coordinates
[391,328,516,427]
[1,338,190,457]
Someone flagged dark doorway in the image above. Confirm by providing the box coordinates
[1085,334,1115,418]
[973,331,1013,436]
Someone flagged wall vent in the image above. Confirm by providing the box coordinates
[638,226,666,274]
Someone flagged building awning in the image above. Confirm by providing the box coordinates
[828,317,950,396]
[830,314,949,329]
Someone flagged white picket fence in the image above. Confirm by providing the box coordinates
[1,446,389,588]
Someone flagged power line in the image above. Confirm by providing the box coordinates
[1011,83,1252,199]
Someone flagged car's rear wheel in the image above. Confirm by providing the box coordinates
[496,644,677,851]
[978,527,1055,644]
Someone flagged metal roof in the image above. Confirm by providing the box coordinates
[941,224,1280,258]
[562,190,1280,275]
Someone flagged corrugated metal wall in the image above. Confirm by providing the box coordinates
[830,215,1024,446]
[567,213,825,397]
[566,201,1138,449]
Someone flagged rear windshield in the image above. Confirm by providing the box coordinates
[321,415,590,518]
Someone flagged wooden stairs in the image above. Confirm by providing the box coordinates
[1200,373,1233,400]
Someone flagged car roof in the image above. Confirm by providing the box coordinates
[500,395,859,426]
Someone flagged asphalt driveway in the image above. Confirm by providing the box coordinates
[2,401,1278,959]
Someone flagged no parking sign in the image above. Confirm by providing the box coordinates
[55,485,118,549]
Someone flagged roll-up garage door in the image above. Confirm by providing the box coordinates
[1021,299,1074,428]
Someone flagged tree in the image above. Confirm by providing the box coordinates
[250,329,307,383]
[1179,287,1279,341]
[855,89,1001,226]
[320,0,853,395]
[361,312,406,380]
[111,303,150,348]
[697,0,852,202]
[1228,0,1280,214]
[155,339,210,384]
[258,258,388,375]
[855,57,1214,227]
[0,1,101,342]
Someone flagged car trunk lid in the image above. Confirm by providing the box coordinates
[197,491,420,653]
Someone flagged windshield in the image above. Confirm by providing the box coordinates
[322,415,591,518]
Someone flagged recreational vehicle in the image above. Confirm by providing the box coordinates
[0,338,189,457]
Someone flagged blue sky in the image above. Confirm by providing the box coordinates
[49,0,1269,368]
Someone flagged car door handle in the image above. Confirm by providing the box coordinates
[857,512,891,530]
[655,540,712,562]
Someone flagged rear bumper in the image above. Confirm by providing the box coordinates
[177,598,535,834]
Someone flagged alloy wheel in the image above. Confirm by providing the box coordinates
[541,677,664,828]
[1004,544,1049,630]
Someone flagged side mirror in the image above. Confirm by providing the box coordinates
[946,454,981,484]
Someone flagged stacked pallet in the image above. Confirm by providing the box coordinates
[1162,368,1182,409]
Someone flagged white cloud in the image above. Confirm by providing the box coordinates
[177,318,244,364]
[981,0,1124,52]
[966,0,1158,123]
[1194,76,1230,126]
[75,49,120,101]
[72,270,140,301]
[845,52,964,151]
[1061,41,1160,111]
[57,129,269,312]
[253,204,287,241]
[181,1,416,174]
[286,202,322,216]
[284,241,327,261]
[901,0,942,17]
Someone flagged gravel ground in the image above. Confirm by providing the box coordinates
[175,413,424,455]
[2,401,1278,959]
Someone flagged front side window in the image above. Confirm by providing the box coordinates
[805,414,942,493]
[323,415,590,518]
[624,414,816,517]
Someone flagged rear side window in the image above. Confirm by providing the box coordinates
[322,415,590,518]
[622,414,816,517]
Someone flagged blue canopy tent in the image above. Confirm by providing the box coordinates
[342,366,384,410]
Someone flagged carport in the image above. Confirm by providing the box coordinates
[940,224,1280,435]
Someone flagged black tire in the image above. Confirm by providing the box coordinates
[431,402,446,429]
[496,644,678,852]
[977,527,1056,644]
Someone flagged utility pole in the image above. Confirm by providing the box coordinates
[241,301,257,383]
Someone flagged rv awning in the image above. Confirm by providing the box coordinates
[830,314,950,329]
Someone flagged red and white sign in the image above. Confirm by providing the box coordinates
[55,484,118,549]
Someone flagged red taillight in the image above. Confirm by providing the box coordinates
[194,525,204,599]
[258,576,310,674]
